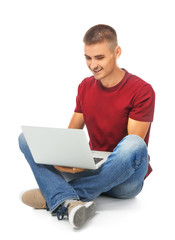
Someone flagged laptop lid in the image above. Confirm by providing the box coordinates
[22,126,100,169]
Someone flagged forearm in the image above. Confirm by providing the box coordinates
[127,117,150,140]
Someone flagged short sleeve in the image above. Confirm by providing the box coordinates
[129,84,155,122]
[74,84,83,113]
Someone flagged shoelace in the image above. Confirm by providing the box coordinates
[56,205,69,220]
[46,203,49,211]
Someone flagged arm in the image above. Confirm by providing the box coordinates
[54,112,86,173]
[68,112,85,129]
[127,117,150,140]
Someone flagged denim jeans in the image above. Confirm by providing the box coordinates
[18,133,148,213]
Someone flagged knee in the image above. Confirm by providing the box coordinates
[18,132,28,152]
[111,135,148,170]
[123,134,146,148]
[115,134,148,156]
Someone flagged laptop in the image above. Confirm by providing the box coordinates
[21,126,112,170]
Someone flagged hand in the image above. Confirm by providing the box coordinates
[54,166,86,173]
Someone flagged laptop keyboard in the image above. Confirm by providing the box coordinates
[93,157,104,164]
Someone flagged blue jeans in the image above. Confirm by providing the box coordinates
[18,133,148,213]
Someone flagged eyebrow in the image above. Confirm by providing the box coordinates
[84,54,105,58]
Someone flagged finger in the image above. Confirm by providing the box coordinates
[54,166,72,172]
[73,168,85,173]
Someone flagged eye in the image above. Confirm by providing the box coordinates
[96,56,104,60]
[95,55,105,60]
[85,55,91,60]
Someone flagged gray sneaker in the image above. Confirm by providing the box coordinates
[57,200,96,228]
[20,189,47,209]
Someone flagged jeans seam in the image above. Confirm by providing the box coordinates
[84,166,134,202]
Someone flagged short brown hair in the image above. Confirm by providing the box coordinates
[83,24,118,51]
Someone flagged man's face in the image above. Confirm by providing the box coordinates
[84,41,118,81]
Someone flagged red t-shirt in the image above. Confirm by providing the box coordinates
[74,69,155,177]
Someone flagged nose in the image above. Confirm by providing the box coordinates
[89,59,98,70]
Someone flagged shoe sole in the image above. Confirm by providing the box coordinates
[69,202,96,228]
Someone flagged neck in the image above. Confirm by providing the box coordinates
[100,67,125,88]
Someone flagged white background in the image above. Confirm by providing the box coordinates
[0,0,175,239]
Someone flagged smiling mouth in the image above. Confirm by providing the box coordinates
[93,68,102,74]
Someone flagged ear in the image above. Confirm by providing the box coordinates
[115,46,122,59]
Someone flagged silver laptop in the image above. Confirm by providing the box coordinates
[21,126,112,169]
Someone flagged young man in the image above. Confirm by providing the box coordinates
[19,24,155,229]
